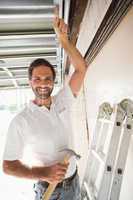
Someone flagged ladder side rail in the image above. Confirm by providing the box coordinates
[81,103,113,200]
[87,118,112,194]
[110,99,133,200]
[109,117,132,200]
[97,105,125,200]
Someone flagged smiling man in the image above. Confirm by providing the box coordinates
[2,17,87,200]
[29,59,56,108]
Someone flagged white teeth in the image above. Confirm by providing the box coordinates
[40,89,47,92]
[39,88,49,92]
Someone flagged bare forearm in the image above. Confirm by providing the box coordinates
[3,160,68,184]
[62,40,87,72]
[3,160,46,180]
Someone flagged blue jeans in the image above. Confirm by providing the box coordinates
[34,174,81,200]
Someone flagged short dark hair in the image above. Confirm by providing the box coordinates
[28,58,56,80]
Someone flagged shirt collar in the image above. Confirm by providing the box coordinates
[28,98,55,112]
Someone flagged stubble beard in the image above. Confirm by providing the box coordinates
[33,86,53,100]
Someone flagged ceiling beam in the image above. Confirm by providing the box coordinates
[0,54,56,60]
[0,13,54,20]
[0,69,27,73]
[0,30,55,36]
[0,5,55,10]
[0,34,56,40]
[0,0,54,9]
[0,76,28,81]
[0,85,30,90]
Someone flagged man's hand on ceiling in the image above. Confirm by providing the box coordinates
[53,17,70,46]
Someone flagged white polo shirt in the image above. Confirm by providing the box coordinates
[3,84,77,178]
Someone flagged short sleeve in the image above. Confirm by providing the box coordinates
[54,83,77,108]
[2,116,25,161]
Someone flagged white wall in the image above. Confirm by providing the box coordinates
[77,6,133,200]
[77,0,112,56]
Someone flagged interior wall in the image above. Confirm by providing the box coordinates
[68,0,113,185]
[77,0,112,56]
[78,6,133,199]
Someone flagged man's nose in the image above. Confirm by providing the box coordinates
[40,79,50,85]
[40,78,49,84]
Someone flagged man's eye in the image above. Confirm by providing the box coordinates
[33,78,40,82]
[46,77,53,81]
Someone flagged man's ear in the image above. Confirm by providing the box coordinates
[29,80,32,87]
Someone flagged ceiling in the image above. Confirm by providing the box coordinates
[0,0,71,90]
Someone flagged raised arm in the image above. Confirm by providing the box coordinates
[53,17,87,97]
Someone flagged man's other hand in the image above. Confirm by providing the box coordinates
[42,162,69,184]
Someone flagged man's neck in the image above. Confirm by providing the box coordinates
[33,96,52,109]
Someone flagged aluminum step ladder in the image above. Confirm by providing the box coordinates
[81,99,133,200]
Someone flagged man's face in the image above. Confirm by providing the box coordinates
[29,65,54,100]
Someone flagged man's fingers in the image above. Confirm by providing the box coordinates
[57,163,69,170]
[43,162,69,184]
[58,19,64,30]
[62,23,68,34]
[53,17,59,33]
[56,169,67,175]
[48,172,65,184]
[55,174,65,182]
[59,19,68,34]
[54,163,69,177]
[53,17,68,34]
[64,24,68,33]
[56,162,69,167]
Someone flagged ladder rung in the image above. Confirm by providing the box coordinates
[99,118,114,124]
[91,150,105,164]
[84,181,96,200]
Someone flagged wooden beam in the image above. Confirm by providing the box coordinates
[69,0,88,45]
[65,0,88,74]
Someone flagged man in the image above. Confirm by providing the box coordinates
[2,17,87,200]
